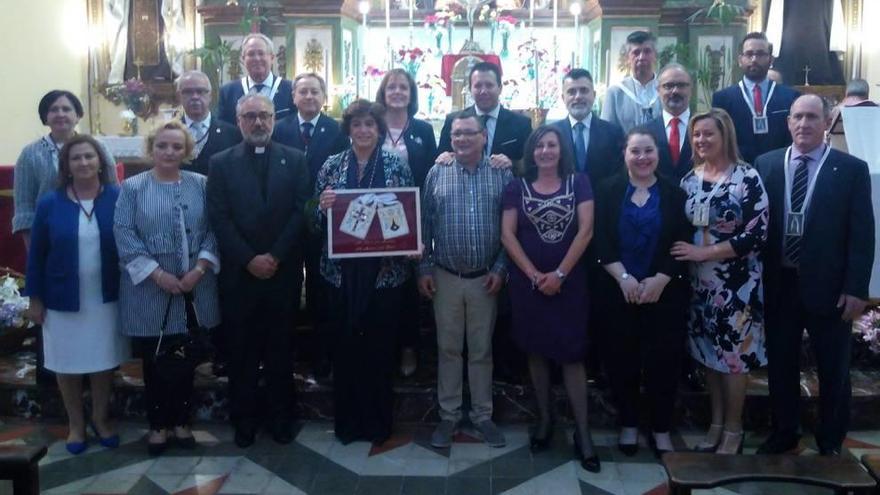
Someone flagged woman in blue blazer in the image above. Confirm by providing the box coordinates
[375,68,438,377]
[24,135,127,455]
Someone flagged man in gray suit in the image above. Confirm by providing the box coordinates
[206,94,310,448]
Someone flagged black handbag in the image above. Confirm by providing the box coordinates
[153,293,214,378]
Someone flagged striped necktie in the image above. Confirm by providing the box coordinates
[784,155,811,264]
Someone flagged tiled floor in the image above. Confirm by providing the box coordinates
[3,419,880,494]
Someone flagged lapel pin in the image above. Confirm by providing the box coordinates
[833,167,838,171]
[320,127,325,133]
[281,158,286,165]
[215,128,221,133]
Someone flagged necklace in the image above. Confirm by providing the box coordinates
[387,119,410,149]
[71,185,101,222]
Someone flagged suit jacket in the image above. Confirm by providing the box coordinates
[206,142,311,296]
[216,77,295,125]
[437,105,532,163]
[549,115,625,186]
[646,115,692,182]
[184,117,242,176]
[382,118,437,188]
[712,82,800,165]
[272,113,349,184]
[756,147,874,315]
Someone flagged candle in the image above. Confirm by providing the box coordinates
[553,0,558,30]
[529,0,535,28]
[385,0,391,33]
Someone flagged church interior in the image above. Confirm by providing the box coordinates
[1,1,880,494]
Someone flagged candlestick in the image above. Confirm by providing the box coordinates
[385,0,392,69]
[529,0,535,29]
[553,0,558,30]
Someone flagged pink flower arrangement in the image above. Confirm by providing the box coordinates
[854,308,880,355]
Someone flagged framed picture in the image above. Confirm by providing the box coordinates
[327,187,422,259]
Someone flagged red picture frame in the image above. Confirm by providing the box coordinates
[327,187,422,259]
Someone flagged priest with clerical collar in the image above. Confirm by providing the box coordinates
[601,31,663,133]
[216,33,295,125]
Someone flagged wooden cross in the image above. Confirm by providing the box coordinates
[803,64,812,86]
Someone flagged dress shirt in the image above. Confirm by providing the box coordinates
[475,104,501,155]
[568,113,592,152]
[420,156,512,277]
[184,112,212,154]
[662,109,689,152]
[630,75,659,108]
[297,113,320,129]
[247,72,275,96]
[742,77,771,112]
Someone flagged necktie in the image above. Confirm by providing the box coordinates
[301,122,313,146]
[251,83,265,94]
[573,122,587,172]
[784,155,811,264]
[480,114,491,155]
[668,117,681,165]
[752,84,763,116]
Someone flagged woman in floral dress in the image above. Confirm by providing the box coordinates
[671,108,769,455]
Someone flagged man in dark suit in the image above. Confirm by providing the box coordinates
[646,63,693,182]
[437,62,531,168]
[549,68,624,186]
[272,72,347,378]
[176,70,242,176]
[217,33,295,124]
[206,94,311,448]
[756,94,874,456]
[712,32,800,165]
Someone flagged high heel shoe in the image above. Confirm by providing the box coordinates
[649,432,675,458]
[529,419,554,453]
[573,431,601,473]
[147,429,168,456]
[617,427,639,457]
[693,423,723,453]
[173,425,196,449]
[89,422,119,449]
[65,440,88,455]
[716,430,744,455]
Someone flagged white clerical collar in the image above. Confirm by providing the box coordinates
[475,104,501,119]
[663,109,689,127]
[248,72,275,89]
[184,112,212,129]
[254,146,266,154]
[568,113,592,129]
[298,113,321,127]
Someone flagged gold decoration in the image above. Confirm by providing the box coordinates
[304,38,324,72]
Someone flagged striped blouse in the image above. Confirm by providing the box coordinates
[13,135,117,233]
[114,170,221,336]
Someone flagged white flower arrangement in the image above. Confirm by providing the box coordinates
[0,273,31,329]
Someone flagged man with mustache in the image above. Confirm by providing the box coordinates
[646,64,694,182]
[601,31,663,133]
[712,32,800,165]
[176,70,241,177]
[217,34,295,124]
[755,94,874,456]
[206,94,310,448]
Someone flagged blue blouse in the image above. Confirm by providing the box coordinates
[618,183,661,281]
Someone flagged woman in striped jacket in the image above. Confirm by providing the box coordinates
[114,120,221,455]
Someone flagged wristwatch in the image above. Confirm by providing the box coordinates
[555,269,566,280]
[620,272,631,281]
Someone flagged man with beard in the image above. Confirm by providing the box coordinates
[646,64,694,182]
[712,32,800,165]
[176,70,241,176]
[217,34,295,124]
[206,94,310,448]
[550,68,624,185]
[601,31,663,133]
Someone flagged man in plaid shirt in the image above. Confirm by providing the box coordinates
[419,111,513,449]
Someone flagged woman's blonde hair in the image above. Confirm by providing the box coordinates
[144,120,195,162]
[688,108,741,166]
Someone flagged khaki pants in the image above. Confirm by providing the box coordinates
[433,268,497,423]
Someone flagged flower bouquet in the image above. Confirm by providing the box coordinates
[0,269,31,330]
[854,308,880,363]
[103,77,156,134]
[396,47,427,79]
[496,15,519,58]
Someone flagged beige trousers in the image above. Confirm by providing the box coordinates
[433,268,497,423]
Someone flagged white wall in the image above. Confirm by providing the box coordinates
[861,0,879,96]
[0,0,90,164]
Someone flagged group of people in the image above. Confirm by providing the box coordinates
[12,29,874,471]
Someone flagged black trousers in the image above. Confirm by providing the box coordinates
[398,265,421,349]
[603,279,688,432]
[766,268,852,451]
[133,337,196,429]
[225,278,299,427]
[304,232,330,360]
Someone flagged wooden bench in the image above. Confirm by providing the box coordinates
[661,452,877,495]
[862,455,880,494]
[0,445,47,495]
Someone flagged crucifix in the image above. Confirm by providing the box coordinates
[351,205,371,231]
[803,64,811,86]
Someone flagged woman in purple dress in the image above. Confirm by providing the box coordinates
[500,125,598,472]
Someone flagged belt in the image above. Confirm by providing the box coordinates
[438,264,489,279]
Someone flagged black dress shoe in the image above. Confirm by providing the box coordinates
[271,420,293,445]
[574,432,601,473]
[235,423,257,448]
[819,447,842,456]
[618,442,639,456]
[529,420,554,453]
[756,433,799,454]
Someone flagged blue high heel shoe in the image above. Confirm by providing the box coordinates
[89,422,120,449]
[65,440,88,455]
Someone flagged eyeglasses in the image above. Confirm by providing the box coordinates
[451,130,483,138]
[239,112,273,123]
[661,82,691,90]
[741,51,770,60]
[180,88,210,97]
